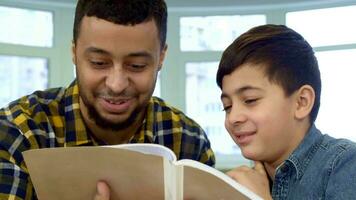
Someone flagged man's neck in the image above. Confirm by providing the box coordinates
[85,114,144,145]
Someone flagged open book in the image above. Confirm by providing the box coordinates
[23,143,262,200]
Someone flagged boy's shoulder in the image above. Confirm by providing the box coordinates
[312,133,356,175]
[320,134,356,156]
[290,127,356,177]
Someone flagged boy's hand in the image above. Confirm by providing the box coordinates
[226,161,272,200]
[94,181,111,200]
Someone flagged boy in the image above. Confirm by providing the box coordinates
[216,24,356,199]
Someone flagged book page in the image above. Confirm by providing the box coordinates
[176,159,263,200]
[23,147,167,200]
[106,143,177,162]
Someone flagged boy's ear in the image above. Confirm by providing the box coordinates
[294,85,315,120]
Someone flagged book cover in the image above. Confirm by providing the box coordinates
[22,144,262,200]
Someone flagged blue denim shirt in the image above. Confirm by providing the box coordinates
[271,125,356,200]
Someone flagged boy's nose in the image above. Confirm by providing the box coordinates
[226,105,248,126]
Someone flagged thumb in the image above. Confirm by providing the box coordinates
[94,181,110,200]
[254,161,267,175]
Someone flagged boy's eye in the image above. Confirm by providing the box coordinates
[222,105,232,113]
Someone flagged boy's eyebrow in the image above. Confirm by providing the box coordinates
[221,86,262,99]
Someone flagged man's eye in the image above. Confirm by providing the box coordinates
[90,61,108,67]
[128,64,147,71]
[132,64,146,68]
[244,99,258,105]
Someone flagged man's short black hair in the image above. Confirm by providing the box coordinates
[73,0,167,49]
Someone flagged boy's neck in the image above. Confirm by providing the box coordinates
[264,121,312,181]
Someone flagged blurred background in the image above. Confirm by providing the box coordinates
[1,0,356,169]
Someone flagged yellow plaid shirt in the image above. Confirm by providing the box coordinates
[0,81,215,200]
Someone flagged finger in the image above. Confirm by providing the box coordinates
[94,181,110,200]
[253,161,267,175]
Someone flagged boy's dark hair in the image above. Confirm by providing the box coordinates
[73,0,167,49]
[216,24,321,123]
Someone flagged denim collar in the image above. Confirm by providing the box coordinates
[286,124,324,179]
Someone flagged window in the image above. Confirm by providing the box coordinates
[180,15,266,51]
[315,49,356,142]
[0,6,53,47]
[186,62,238,154]
[153,73,161,97]
[286,5,356,47]
[287,5,356,142]
[181,14,266,167]
[0,55,48,107]
[185,62,251,168]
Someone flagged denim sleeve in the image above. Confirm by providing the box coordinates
[325,143,356,199]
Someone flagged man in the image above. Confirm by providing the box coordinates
[0,0,215,199]
[217,24,356,199]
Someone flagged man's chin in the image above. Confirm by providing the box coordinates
[94,114,135,131]
[90,106,142,131]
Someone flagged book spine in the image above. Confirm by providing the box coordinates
[163,159,183,200]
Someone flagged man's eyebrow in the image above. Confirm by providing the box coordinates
[127,51,153,59]
[84,48,153,60]
[221,86,262,99]
[84,47,111,56]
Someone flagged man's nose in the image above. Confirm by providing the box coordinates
[105,66,129,94]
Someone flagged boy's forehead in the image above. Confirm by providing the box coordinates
[221,63,284,94]
[222,65,263,89]
[226,63,266,81]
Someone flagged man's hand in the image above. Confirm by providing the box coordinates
[226,161,272,200]
[94,181,110,200]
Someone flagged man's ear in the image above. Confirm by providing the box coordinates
[294,85,315,120]
[158,44,168,71]
[71,41,77,65]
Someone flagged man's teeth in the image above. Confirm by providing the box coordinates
[107,100,126,104]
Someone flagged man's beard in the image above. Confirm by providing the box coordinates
[80,90,144,131]
[85,101,142,131]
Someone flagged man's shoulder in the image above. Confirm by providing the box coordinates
[0,87,67,147]
[150,96,201,128]
[1,87,66,120]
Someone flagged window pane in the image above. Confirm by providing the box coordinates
[0,6,53,47]
[153,73,161,97]
[315,49,356,142]
[286,6,356,47]
[0,55,48,107]
[185,62,239,154]
[180,15,266,51]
